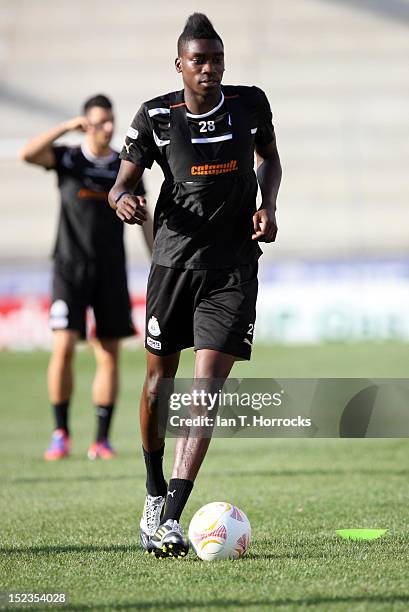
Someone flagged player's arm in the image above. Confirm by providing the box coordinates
[18,117,87,168]
[141,211,154,254]
[108,160,148,226]
[253,138,282,243]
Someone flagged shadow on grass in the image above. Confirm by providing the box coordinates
[0,542,385,562]
[0,543,140,555]
[0,542,330,561]
[8,474,135,484]
[216,468,408,478]
[246,551,337,561]
[18,594,409,611]
[7,467,408,485]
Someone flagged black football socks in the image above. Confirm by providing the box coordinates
[143,445,168,497]
[161,478,194,523]
[53,401,69,435]
[96,404,114,442]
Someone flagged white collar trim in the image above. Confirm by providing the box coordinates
[186,92,225,119]
[81,143,116,165]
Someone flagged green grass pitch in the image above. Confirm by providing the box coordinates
[1,343,409,611]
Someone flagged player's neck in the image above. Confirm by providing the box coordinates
[84,138,112,158]
[183,86,222,115]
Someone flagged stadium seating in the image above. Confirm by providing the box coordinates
[0,0,408,263]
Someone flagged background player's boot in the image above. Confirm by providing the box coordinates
[44,428,70,461]
[140,494,165,551]
[147,519,189,558]
[87,439,116,460]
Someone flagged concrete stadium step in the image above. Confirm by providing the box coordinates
[0,0,408,261]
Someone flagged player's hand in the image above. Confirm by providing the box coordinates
[115,194,147,225]
[64,116,87,132]
[252,207,277,242]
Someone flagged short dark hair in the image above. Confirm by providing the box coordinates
[82,94,112,114]
[177,13,223,55]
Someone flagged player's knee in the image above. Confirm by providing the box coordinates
[93,340,118,370]
[143,366,173,410]
[94,339,119,359]
[96,350,118,371]
[144,370,162,403]
[52,341,75,365]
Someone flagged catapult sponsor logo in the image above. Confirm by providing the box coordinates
[191,159,238,176]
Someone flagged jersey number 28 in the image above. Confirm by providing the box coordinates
[199,120,215,133]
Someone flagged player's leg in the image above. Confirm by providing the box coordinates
[139,351,180,550]
[90,262,134,459]
[159,351,235,521]
[87,337,119,460]
[45,259,88,460]
[149,265,258,556]
[140,351,180,452]
[148,349,236,557]
[162,265,257,518]
[169,349,236,478]
[45,329,78,460]
[142,264,204,555]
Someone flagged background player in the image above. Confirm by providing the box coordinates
[109,14,281,557]
[19,94,152,461]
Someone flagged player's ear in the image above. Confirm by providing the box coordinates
[175,57,182,73]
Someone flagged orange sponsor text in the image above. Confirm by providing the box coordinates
[191,160,238,176]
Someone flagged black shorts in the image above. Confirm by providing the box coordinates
[145,263,258,360]
[50,258,134,340]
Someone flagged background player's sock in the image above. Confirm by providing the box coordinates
[95,404,114,441]
[161,478,194,523]
[52,401,69,435]
[143,445,168,497]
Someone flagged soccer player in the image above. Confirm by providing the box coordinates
[109,14,282,557]
[19,94,152,461]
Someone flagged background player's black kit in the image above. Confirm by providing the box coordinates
[50,144,145,338]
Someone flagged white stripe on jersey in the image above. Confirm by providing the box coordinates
[191,133,232,144]
[152,130,170,147]
[148,108,170,117]
[186,93,225,119]
[251,127,258,134]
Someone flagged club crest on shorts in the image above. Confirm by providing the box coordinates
[49,299,69,329]
[147,316,161,337]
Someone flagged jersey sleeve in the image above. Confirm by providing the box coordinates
[48,145,69,172]
[253,87,275,148]
[120,105,156,169]
[134,177,146,197]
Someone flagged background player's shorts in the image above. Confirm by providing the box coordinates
[50,258,134,339]
[145,263,258,360]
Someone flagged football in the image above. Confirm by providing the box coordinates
[188,501,251,561]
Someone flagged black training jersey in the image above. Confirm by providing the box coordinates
[49,144,145,263]
[120,85,275,269]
